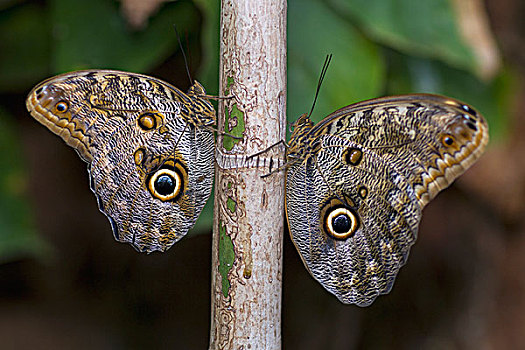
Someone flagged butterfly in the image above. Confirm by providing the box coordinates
[26,70,216,253]
[284,93,488,306]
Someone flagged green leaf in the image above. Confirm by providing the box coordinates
[327,0,476,72]
[51,0,200,73]
[0,107,50,262]
[0,3,51,92]
[223,103,246,151]
[288,0,385,124]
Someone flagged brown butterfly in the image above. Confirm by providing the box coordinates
[26,70,216,253]
[284,93,488,306]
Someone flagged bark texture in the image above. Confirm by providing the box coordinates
[209,0,287,349]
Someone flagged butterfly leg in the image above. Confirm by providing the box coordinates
[247,139,289,160]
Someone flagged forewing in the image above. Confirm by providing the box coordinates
[313,94,488,208]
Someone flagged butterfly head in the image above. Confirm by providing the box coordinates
[290,113,314,139]
[286,113,315,158]
[186,81,216,126]
[187,80,206,96]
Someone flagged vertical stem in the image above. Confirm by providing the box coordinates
[209,0,287,349]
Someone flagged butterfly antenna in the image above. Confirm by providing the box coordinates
[308,54,332,118]
[173,24,193,85]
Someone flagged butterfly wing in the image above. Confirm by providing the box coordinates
[26,70,215,252]
[312,94,489,208]
[286,94,488,306]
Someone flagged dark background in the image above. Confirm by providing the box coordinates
[0,0,523,348]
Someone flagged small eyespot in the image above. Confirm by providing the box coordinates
[465,121,478,131]
[441,134,455,147]
[342,147,363,166]
[55,101,68,113]
[133,148,146,166]
[461,104,477,117]
[358,186,368,199]
[463,114,474,122]
[138,113,157,131]
[325,207,359,240]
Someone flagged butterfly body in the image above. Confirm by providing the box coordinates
[26,70,215,253]
[285,94,488,306]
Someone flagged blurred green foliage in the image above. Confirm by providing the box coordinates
[0,107,49,263]
[327,0,476,70]
[0,0,512,261]
[51,0,199,72]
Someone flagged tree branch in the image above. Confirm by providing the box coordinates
[209,0,287,349]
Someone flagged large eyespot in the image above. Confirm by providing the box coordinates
[55,101,68,113]
[325,206,359,240]
[342,147,363,166]
[147,167,182,201]
[154,171,177,195]
[146,160,187,202]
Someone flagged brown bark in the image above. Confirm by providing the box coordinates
[209,0,287,349]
